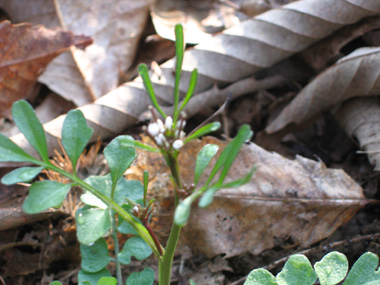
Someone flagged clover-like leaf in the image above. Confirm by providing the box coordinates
[1,166,44,185]
[314,251,348,285]
[98,277,117,285]
[62,109,93,172]
[80,238,111,273]
[276,254,317,285]
[76,207,111,245]
[343,252,380,285]
[118,236,152,265]
[12,100,49,162]
[78,268,111,285]
[23,181,71,214]
[126,267,155,285]
[245,268,277,285]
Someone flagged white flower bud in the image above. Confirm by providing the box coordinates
[173,140,184,150]
[155,133,165,146]
[179,131,186,140]
[147,122,160,137]
[165,116,173,130]
[157,119,164,132]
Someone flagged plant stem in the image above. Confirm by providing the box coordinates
[111,212,123,284]
[159,153,183,284]
[42,161,164,259]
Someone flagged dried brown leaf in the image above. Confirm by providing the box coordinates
[128,137,367,258]
[266,47,380,134]
[0,0,151,105]
[4,0,380,163]
[0,20,91,117]
[335,97,380,171]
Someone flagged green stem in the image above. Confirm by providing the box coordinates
[111,212,123,284]
[159,153,183,284]
[41,161,164,259]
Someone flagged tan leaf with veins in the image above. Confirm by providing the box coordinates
[128,136,368,258]
[0,21,91,117]
[0,0,152,105]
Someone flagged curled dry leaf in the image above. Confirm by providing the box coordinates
[127,136,367,258]
[266,47,380,134]
[335,97,380,171]
[0,0,151,105]
[0,21,91,117]
[5,0,380,162]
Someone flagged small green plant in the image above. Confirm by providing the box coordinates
[0,24,254,284]
[245,251,380,285]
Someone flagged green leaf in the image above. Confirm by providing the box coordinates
[12,100,49,162]
[179,68,198,113]
[276,254,317,285]
[198,185,220,208]
[184,122,221,143]
[314,251,348,285]
[104,136,137,189]
[138,64,166,118]
[217,124,252,184]
[174,196,194,226]
[173,24,184,118]
[117,204,141,235]
[219,167,256,189]
[80,238,111,273]
[194,144,219,186]
[83,175,143,207]
[118,137,159,153]
[23,181,71,214]
[118,236,152,265]
[78,268,111,285]
[62,109,93,171]
[343,252,380,285]
[126,267,155,285]
[98,277,117,285]
[190,280,196,285]
[76,207,111,245]
[50,281,63,285]
[0,133,38,163]
[244,268,277,285]
[1,166,44,185]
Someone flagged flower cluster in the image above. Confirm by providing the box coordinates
[145,111,186,151]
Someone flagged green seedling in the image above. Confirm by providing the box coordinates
[245,251,380,285]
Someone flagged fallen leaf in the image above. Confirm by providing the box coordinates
[0,20,91,117]
[266,47,380,134]
[4,0,380,163]
[0,0,152,105]
[335,97,380,171]
[128,136,368,258]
